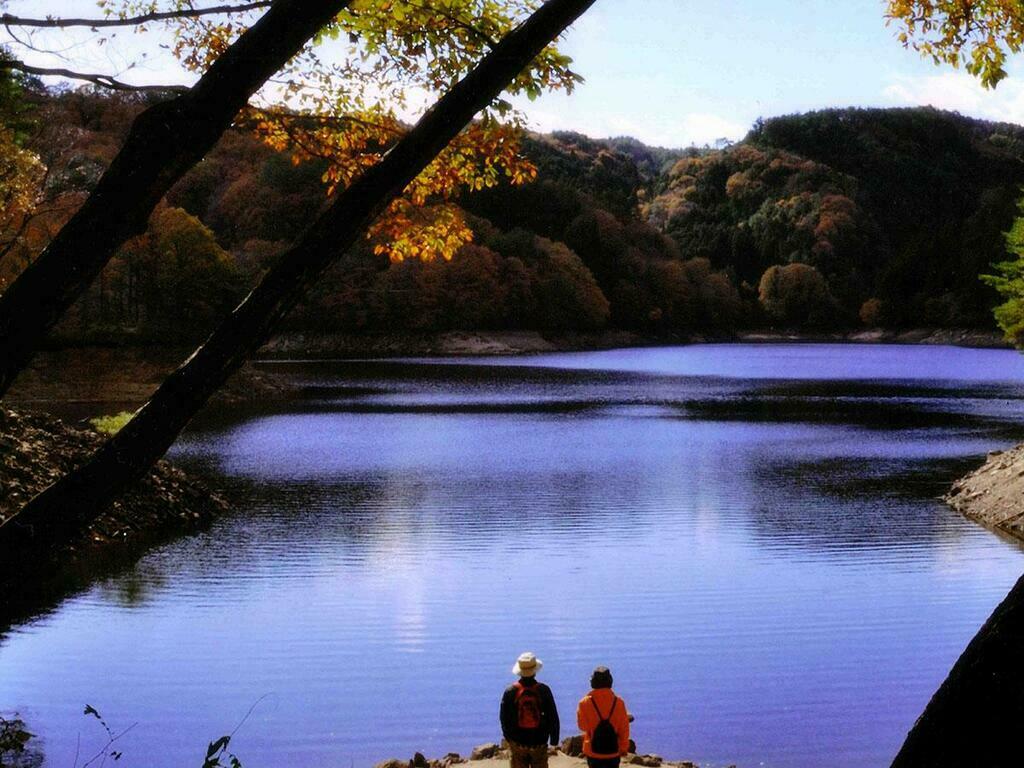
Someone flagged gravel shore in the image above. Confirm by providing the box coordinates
[946,445,1024,542]
[373,741,716,768]
[0,408,227,563]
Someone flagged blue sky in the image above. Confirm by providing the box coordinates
[517,0,1024,145]
[13,0,1024,147]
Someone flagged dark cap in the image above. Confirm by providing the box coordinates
[591,666,613,688]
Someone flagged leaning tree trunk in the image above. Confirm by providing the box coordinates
[0,0,598,565]
[0,0,352,397]
[890,571,1024,767]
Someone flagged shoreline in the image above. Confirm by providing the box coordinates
[4,328,1010,416]
[6,333,1022,559]
[0,409,225,548]
[945,445,1024,543]
[373,740,717,768]
[276,328,1023,553]
[258,327,1010,359]
[0,408,228,628]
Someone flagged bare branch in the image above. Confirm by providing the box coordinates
[0,60,188,93]
[0,2,271,29]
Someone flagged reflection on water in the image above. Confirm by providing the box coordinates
[3,345,1024,768]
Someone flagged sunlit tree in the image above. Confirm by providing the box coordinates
[0,0,598,566]
[983,203,1024,346]
[887,0,1024,87]
[889,3,1024,346]
[0,0,584,396]
[758,262,837,328]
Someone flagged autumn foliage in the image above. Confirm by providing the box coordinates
[758,263,837,328]
[5,86,1024,339]
[2,0,585,265]
[886,0,1024,87]
[645,107,1024,328]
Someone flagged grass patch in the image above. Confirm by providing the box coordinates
[90,410,135,435]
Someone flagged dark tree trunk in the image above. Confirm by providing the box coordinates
[0,0,351,397]
[890,571,1024,768]
[0,0,597,565]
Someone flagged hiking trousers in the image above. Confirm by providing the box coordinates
[508,741,549,768]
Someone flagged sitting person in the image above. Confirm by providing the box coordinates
[576,666,630,768]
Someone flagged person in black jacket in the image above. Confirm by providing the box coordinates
[500,652,560,768]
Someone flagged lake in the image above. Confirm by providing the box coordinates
[4,343,1024,768]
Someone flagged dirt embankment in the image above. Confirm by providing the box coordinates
[740,328,1009,347]
[263,327,1010,357]
[258,329,656,358]
[4,347,291,413]
[0,408,226,563]
[946,446,1024,542]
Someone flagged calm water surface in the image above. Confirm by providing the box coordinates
[4,344,1024,768]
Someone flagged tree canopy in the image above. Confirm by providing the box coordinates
[887,0,1024,88]
[0,0,593,397]
[0,0,600,563]
[7,93,1024,341]
[0,0,581,262]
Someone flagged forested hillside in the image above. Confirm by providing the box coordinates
[647,107,1024,327]
[3,83,1023,343]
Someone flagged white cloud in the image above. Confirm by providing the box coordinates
[883,72,1024,124]
[516,96,749,148]
[677,113,749,147]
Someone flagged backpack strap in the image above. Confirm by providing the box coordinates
[516,682,543,706]
[589,695,618,722]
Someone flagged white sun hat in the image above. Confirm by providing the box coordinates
[513,651,543,677]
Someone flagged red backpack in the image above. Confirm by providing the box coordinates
[514,682,543,729]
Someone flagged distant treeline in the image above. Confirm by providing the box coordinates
[651,109,1024,328]
[4,85,1024,342]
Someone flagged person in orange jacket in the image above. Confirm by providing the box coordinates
[576,666,630,768]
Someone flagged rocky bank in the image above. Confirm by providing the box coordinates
[258,329,654,358]
[946,445,1024,541]
[4,347,292,412]
[260,327,1010,358]
[0,408,227,563]
[374,739,721,768]
[739,327,1009,347]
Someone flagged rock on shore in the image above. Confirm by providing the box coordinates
[946,445,1024,541]
[0,408,228,560]
[374,743,713,768]
[740,327,1009,348]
